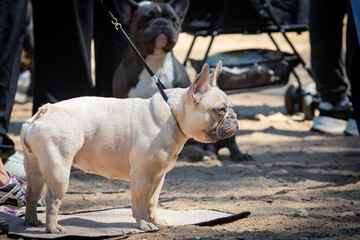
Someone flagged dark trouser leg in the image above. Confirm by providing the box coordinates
[346,7,360,135]
[309,0,349,103]
[93,0,127,97]
[32,0,95,114]
[0,0,28,159]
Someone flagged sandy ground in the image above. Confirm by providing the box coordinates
[7,32,360,239]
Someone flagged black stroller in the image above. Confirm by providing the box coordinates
[182,0,319,120]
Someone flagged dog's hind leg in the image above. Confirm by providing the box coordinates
[24,152,45,227]
[41,150,72,234]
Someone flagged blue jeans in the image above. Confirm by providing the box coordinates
[0,0,28,156]
[351,0,360,45]
[348,2,360,131]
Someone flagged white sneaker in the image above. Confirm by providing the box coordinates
[311,115,348,134]
[311,98,352,134]
[15,70,31,104]
[17,70,31,93]
[4,151,26,181]
[15,92,28,104]
[344,118,359,136]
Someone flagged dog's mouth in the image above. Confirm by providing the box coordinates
[212,120,238,141]
[217,119,239,139]
[155,33,168,49]
[138,29,177,55]
[208,116,239,142]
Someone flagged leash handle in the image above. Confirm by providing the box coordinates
[98,0,168,102]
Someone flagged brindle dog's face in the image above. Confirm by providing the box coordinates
[130,3,181,54]
[119,0,189,56]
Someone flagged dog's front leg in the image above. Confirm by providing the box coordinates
[130,172,159,231]
[148,174,167,226]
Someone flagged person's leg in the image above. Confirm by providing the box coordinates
[345,7,360,136]
[0,1,45,209]
[0,161,9,187]
[0,160,8,233]
[309,0,349,103]
[0,0,28,160]
[32,0,95,114]
[93,0,127,97]
[309,0,353,133]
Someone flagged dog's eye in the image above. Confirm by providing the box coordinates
[171,17,177,22]
[218,107,226,114]
[143,16,152,21]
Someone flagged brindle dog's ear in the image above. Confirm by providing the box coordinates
[169,0,189,22]
[209,61,222,88]
[115,0,139,26]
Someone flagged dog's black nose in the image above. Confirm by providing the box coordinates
[156,19,168,29]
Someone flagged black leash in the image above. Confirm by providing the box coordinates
[97,0,168,102]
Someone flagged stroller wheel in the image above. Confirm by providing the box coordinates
[285,82,301,115]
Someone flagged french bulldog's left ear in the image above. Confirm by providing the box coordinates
[209,61,222,87]
[116,0,139,26]
[169,0,189,22]
[189,63,210,103]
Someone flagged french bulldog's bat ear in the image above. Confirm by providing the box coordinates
[169,0,189,22]
[209,61,222,87]
[116,0,138,25]
[190,63,210,102]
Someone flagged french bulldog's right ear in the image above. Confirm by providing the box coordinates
[189,63,210,103]
[169,0,189,22]
[116,0,138,25]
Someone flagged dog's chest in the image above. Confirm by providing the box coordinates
[128,52,174,98]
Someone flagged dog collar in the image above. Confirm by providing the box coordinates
[169,105,188,139]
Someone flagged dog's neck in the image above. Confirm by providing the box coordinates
[145,49,170,70]
[149,88,189,146]
[164,88,190,140]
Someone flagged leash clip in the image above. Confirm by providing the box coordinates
[111,18,121,30]
[151,75,159,84]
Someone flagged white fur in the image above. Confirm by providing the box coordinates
[138,1,161,13]
[138,1,152,7]
[128,51,174,98]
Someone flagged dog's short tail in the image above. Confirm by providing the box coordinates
[25,104,51,123]
[20,121,32,153]
[21,104,51,153]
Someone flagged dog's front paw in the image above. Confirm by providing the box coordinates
[230,150,253,162]
[46,224,66,234]
[150,215,168,227]
[24,218,43,226]
[138,219,159,231]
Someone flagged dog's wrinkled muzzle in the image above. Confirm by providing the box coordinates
[209,109,239,142]
[217,110,238,138]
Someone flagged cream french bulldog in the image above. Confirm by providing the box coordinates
[21,61,238,234]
